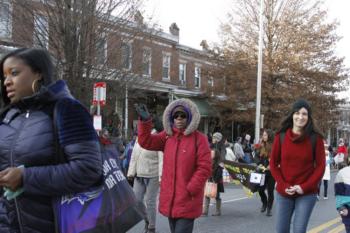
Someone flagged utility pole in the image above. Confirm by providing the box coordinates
[255,0,264,143]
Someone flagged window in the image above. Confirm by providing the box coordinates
[208,76,214,96]
[142,48,151,76]
[194,66,201,88]
[0,1,11,38]
[179,63,186,86]
[208,76,214,87]
[33,14,49,48]
[162,54,171,79]
[121,42,132,70]
[96,33,107,64]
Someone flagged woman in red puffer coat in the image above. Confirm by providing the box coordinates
[135,98,211,233]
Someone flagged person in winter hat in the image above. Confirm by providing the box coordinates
[212,132,226,162]
[135,99,211,233]
[269,99,325,233]
[212,132,223,142]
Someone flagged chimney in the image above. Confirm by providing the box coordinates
[169,23,179,37]
[134,11,144,25]
[200,40,209,51]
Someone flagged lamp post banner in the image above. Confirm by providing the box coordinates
[93,82,106,106]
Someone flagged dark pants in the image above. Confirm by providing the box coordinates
[346,224,350,233]
[168,218,194,233]
[318,180,329,197]
[259,172,275,209]
[215,190,221,200]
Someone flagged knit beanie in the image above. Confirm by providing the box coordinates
[213,132,223,142]
[292,99,312,115]
[171,106,187,117]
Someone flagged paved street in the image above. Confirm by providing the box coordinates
[128,170,345,233]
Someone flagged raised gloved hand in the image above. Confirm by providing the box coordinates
[134,104,150,121]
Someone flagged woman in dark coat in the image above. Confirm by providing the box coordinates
[254,129,275,216]
[0,48,102,233]
[202,149,224,216]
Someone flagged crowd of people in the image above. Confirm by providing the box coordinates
[0,47,349,233]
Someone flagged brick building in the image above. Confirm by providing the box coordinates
[0,0,220,137]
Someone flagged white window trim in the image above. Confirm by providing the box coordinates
[0,1,12,39]
[179,63,186,86]
[162,52,171,80]
[96,32,108,65]
[142,47,152,77]
[208,76,214,87]
[121,41,132,70]
[194,65,201,89]
[33,13,49,48]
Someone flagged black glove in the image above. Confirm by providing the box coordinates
[134,103,150,121]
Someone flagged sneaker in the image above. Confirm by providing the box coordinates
[317,195,320,201]
[324,196,328,200]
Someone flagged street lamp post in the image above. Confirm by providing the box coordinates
[255,0,264,143]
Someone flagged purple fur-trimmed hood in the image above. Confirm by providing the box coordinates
[162,98,200,136]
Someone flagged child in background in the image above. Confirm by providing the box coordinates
[334,163,350,232]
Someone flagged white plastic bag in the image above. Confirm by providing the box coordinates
[334,153,344,164]
[249,172,265,186]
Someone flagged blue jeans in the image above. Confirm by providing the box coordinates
[243,153,252,163]
[275,193,317,233]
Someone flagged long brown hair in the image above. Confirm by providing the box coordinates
[261,129,274,158]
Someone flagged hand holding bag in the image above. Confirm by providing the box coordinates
[204,181,218,198]
[52,103,146,233]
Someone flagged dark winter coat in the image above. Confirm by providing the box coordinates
[211,165,224,193]
[138,98,211,219]
[0,80,102,233]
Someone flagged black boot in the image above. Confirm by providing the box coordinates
[260,203,267,213]
[202,197,210,216]
[143,220,149,233]
[266,208,272,216]
[212,199,222,216]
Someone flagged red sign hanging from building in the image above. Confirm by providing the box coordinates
[92,82,106,106]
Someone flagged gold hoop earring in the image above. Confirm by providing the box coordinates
[32,79,41,93]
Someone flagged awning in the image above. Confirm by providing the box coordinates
[174,96,217,117]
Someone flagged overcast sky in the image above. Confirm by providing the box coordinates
[144,0,350,99]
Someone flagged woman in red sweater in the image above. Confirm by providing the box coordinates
[270,99,325,233]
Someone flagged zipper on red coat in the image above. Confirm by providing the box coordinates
[9,110,29,233]
[169,136,181,217]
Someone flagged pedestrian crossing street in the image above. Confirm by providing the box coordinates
[307,217,345,233]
